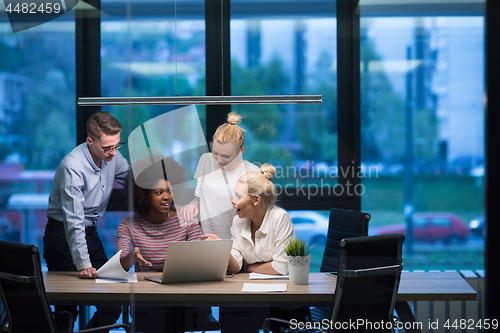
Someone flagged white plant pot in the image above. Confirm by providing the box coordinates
[287,255,311,285]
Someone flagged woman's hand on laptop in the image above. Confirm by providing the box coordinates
[201,234,221,241]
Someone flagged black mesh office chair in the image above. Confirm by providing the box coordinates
[0,240,129,333]
[320,208,371,273]
[263,234,405,333]
[309,208,371,323]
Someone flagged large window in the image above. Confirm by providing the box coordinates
[230,3,337,191]
[359,14,484,270]
[229,2,337,271]
[98,0,206,258]
[0,20,75,256]
[101,0,207,151]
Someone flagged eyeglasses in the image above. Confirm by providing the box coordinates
[90,137,125,154]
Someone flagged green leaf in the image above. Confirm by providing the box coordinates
[284,238,316,256]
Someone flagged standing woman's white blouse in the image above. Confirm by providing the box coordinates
[194,152,259,239]
[230,205,296,275]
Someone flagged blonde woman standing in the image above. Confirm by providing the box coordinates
[180,112,259,239]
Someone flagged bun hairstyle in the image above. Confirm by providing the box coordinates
[238,163,277,207]
[227,112,242,125]
[260,163,276,181]
[213,112,245,149]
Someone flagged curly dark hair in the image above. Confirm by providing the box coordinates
[132,157,188,215]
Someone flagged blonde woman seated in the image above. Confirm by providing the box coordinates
[202,164,295,275]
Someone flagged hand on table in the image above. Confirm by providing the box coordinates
[201,234,221,241]
[79,267,97,279]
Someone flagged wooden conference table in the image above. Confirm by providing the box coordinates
[44,271,476,332]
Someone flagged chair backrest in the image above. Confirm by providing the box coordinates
[329,234,405,333]
[320,208,370,273]
[0,240,57,333]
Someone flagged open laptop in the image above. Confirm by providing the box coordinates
[144,239,232,284]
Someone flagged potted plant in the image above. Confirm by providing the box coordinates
[284,238,316,285]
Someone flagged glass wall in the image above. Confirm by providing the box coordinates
[0,0,487,330]
[0,0,485,299]
[359,13,484,270]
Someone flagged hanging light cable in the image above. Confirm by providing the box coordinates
[220,0,224,96]
[174,0,178,97]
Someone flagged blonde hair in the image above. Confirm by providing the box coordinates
[238,164,277,207]
[213,112,245,149]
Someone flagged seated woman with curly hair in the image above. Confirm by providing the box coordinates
[116,157,202,332]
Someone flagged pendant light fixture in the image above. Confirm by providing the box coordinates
[78,95,322,106]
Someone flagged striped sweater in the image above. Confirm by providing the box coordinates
[116,213,202,272]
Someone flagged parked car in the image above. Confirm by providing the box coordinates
[289,211,329,247]
[376,212,470,244]
[468,216,484,237]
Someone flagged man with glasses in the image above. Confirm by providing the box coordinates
[43,111,129,331]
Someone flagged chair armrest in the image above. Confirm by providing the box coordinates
[263,317,326,333]
[263,317,294,333]
[78,323,130,333]
[342,264,402,277]
[52,311,73,333]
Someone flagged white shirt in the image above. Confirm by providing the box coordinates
[230,205,296,275]
[194,153,259,239]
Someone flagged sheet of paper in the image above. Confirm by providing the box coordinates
[241,283,287,292]
[96,273,138,284]
[249,272,289,280]
[96,250,131,280]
